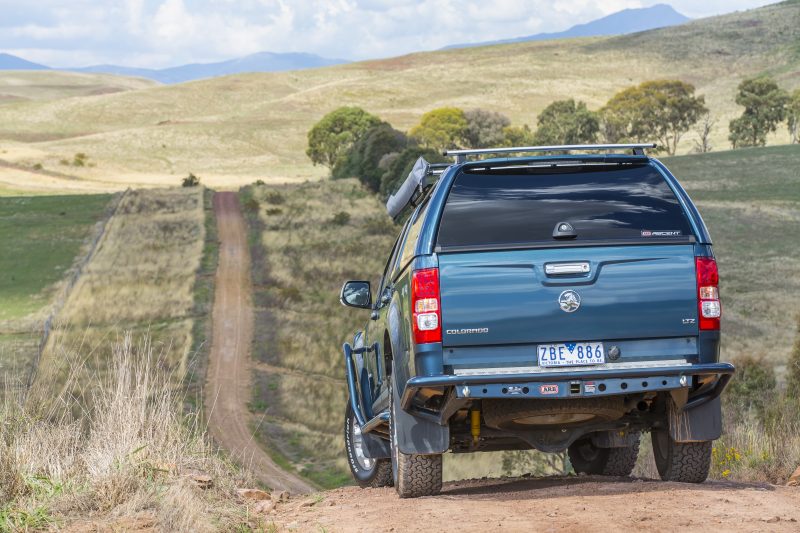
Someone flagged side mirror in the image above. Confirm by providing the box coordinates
[340,280,372,309]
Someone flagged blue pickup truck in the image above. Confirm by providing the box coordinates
[340,143,734,498]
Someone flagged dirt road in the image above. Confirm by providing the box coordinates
[272,475,800,532]
[206,191,315,494]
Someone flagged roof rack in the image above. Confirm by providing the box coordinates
[444,143,656,163]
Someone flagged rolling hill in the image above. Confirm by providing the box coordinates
[444,4,690,49]
[0,1,797,193]
[0,70,157,103]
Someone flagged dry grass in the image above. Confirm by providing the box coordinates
[0,70,157,103]
[1,333,254,531]
[35,187,206,393]
[243,179,393,487]
[1,2,798,194]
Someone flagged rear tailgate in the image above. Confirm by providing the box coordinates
[439,244,698,346]
[435,161,699,359]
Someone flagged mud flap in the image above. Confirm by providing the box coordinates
[362,432,391,459]
[392,374,449,455]
[668,396,722,443]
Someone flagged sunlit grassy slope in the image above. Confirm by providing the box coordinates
[0,1,798,193]
[662,144,800,363]
[244,144,800,486]
[0,70,157,104]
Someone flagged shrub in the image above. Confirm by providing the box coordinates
[728,77,789,148]
[243,198,260,213]
[73,153,89,167]
[330,211,351,226]
[409,107,468,151]
[533,99,599,146]
[463,109,511,148]
[501,124,535,147]
[306,106,381,169]
[602,80,707,154]
[181,173,200,187]
[265,208,283,216]
[32,163,43,171]
[724,356,778,421]
[363,214,397,236]
[333,122,408,192]
[264,190,285,205]
[254,179,266,186]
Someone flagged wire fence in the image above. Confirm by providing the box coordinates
[21,188,130,398]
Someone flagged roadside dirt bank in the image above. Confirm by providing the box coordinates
[270,474,800,532]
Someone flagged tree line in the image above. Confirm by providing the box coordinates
[307,76,800,195]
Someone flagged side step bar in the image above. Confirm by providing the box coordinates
[343,342,390,435]
[362,411,390,434]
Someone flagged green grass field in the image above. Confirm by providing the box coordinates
[0,194,111,322]
[0,1,798,194]
[243,144,800,486]
[0,193,111,394]
[663,145,800,364]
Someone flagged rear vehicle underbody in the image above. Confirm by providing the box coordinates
[340,143,734,497]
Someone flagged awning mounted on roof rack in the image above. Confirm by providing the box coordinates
[386,157,447,218]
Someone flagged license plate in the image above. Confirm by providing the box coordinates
[537,342,605,367]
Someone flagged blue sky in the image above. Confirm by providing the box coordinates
[0,0,776,68]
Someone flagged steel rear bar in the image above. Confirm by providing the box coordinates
[401,362,735,411]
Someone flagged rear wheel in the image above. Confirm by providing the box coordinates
[344,402,392,488]
[651,429,711,483]
[389,380,442,498]
[568,436,640,476]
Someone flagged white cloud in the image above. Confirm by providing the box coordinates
[0,0,778,68]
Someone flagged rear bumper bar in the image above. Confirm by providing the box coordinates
[401,362,734,412]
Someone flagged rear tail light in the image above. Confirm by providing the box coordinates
[695,257,720,330]
[412,268,442,344]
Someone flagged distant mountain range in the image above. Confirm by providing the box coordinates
[0,53,48,70]
[444,4,690,49]
[1,4,690,83]
[71,52,349,84]
[0,51,349,84]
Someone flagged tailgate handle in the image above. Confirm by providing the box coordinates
[544,262,590,276]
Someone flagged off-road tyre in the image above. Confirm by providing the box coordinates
[568,436,640,476]
[651,429,711,483]
[483,397,626,431]
[394,449,443,498]
[344,402,393,488]
[389,381,442,498]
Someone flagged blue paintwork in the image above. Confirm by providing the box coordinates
[344,155,725,445]
[439,244,698,347]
